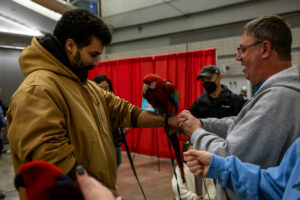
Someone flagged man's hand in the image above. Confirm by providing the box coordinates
[178,110,202,137]
[168,116,180,127]
[183,150,212,177]
[76,166,122,200]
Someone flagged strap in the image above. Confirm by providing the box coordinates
[121,131,147,200]
[164,116,182,200]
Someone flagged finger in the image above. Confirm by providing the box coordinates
[76,166,116,200]
[183,155,194,162]
[192,168,204,177]
[183,149,200,157]
[186,160,200,168]
[181,110,194,118]
[179,121,185,128]
[181,110,191,115]
[188,165,204,175]
[177,110,189,117]
[179,112,191,119]
[177,117,187,124]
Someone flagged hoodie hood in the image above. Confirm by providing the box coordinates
[19,36,80,82]
[256,65,300,94]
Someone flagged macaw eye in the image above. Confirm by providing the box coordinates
[150,81,156,89]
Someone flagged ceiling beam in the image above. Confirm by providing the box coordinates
[31,0,74,14]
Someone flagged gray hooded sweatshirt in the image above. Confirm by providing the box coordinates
[191,65,300,200]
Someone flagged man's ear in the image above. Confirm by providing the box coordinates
[217,74,223,83]
[65,38,76,54]
[262,41,272,59]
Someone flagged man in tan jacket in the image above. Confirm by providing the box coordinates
[6,9,177,199]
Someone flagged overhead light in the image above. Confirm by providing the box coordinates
[12,0,62,21]
[0,44,25,50]
[0,15,43,36]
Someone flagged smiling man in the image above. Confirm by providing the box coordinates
[178,15,300,200]
[6,9,177,200]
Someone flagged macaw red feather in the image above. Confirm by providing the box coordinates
[15,160,83,200]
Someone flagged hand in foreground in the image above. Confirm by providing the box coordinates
[76,166,122,200]
[177,110,202,137]
[183,150,212,177]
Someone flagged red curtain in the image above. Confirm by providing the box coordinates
[88,48,216,158]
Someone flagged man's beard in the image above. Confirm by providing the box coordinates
[70,50,94,84]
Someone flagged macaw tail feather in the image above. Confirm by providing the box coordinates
[169,133,185,183]
[164,116,185,184]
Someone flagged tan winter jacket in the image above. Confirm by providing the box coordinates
[7,37,141,198]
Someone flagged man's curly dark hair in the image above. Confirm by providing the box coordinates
[53,9,112,48]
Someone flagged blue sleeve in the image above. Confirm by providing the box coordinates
[207,154,260,200]
[206,139,300,200]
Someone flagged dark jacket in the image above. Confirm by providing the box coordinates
[189,85,246,119]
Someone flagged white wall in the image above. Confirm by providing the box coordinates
[0,48,23,106]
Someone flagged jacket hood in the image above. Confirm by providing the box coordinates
[257,65,300,94]
[19,36,80,82]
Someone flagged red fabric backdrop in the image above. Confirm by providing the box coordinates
[88,48,216,158]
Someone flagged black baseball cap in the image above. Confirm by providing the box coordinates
[197,65,220,80]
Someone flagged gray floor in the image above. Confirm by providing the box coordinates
[0,145,175,200]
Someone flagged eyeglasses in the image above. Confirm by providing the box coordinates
[237,40,263,55]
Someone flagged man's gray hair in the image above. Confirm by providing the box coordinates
[243,15,292,61]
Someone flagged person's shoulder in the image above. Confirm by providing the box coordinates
[24,70,61,85]
[191,95,210,107]
[12,71,67,100]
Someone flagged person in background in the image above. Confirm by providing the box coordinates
[93,75,130,168]
[0,88,8,154]
[240,86,248,100]
[172,141,216,200]
[0,88,6,113]
[6,9,177,200]
[183,137,300,200]
[178,15,300,200]
[0,88,5,155]
[189,65,246,119]
[0,104,6,199]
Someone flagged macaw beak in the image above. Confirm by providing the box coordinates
[143,84,149,95]
[14,173,25,190]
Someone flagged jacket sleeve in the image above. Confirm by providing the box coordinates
[207,139,300,200]
[7,85,76,173]
[200,116,235,139]
[171,166,198,200]
[191,89,288,166]
[103,91,142,128]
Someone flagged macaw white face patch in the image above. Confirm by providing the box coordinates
[150,81,156,89]
[143,83,149,95]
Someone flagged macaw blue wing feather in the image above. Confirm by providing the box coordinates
[170,89,179,109]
